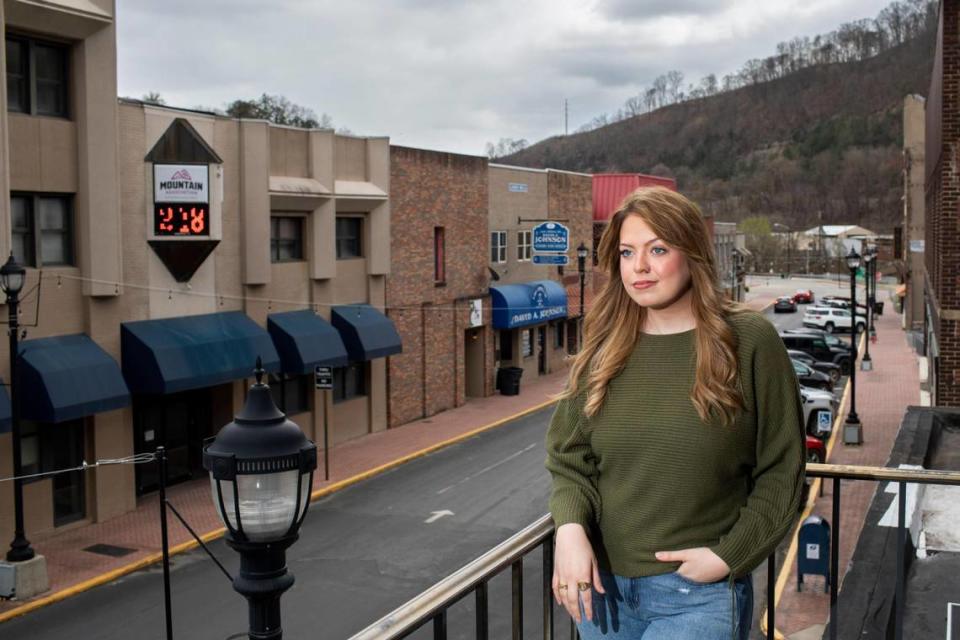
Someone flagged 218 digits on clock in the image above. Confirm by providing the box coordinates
[154,203,209,236]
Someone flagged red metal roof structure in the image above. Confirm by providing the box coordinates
[593,173,677,223]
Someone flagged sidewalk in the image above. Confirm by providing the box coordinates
[771,304,921,638]
[0,293,778,622]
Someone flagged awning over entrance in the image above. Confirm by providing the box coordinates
[330,305,402,362]
[18,334,130,423]
[0,381,10,434]
[490,280,568,329]
[121,311,280,395]
[267,310,349,374]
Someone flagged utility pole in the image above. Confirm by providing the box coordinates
[564,99,569,136]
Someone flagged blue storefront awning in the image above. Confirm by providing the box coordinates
[490,280,568,329]
[121,311,280,395]
[267,310,349,374]
[330,305,402,362]
[0,380,10,434]
[18,335,131,423]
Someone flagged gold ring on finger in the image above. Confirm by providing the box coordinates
[577,581,591,592]
[558,584,568,591]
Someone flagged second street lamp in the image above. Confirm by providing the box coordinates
[861,248,875,372]
[843,247,863,445]
[204,359,317,640]
[577,242,588,350]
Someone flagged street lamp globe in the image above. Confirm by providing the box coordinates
[0,254,26,297]
[576,242,589,261]
[845,247,861,272]
[204,359,317,543]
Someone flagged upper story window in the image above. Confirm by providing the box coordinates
[517,230,531,261]
[490,230,506,264]
[336,216,362,259]
[270,215,304,263]
[434,226,445,284]
[11,194,74,267]
[5,34,69,117]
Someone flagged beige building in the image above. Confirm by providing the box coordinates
[0,0,398,539]
[902,94,926,331]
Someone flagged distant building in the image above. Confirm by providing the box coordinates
[798,224,876,257]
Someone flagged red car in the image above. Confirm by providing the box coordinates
[805,435,825,463]
[794,289,815,304]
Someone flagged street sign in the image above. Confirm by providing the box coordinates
[532,254,569,265]
[314,365,333,390]
[817,410,833,434]
[532,221,569,252]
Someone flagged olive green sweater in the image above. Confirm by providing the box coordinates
[545,310,805,579]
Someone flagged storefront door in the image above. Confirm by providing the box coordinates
[51,420,86,526]
[538,326,546,374]
[134,388,213,495]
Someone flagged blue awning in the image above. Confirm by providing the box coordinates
[121,311,280,394]
[18,335,130,423]
[490,280,568,329]
[267,310,349,374]
[0,380,10,434]
[330,305,402,362]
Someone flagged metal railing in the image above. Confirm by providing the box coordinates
[347,464,960,640]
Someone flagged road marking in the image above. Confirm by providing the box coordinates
[878,465,922,528]
[424,510,454,524]
[436,443,538,495]
[948,602,959,640]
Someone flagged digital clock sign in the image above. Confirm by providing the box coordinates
[154,203,209,236]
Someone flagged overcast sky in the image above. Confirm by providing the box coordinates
[117,0,895,157]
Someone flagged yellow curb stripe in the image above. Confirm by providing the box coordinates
[0,396,560,624]
[760,332,865,639]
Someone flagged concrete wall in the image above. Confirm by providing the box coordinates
[903,95,925,332]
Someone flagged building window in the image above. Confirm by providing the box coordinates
[554,321,565,349]
[11,194,73,267]
[566,319,578,354]
[498,330,513,362]
[517,230,532,261]
[270,215,304,262]
[269,373,311,414]
[434,226,445,284]
[20,419,86,525]
[5,35,68,117]
[490,231,506,264]
[336,216,362,259]
[333,363,366,403]
[521,328,533,357]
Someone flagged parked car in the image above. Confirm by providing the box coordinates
[820,296,868,313]
[802,306,866,334]
[780,332,853,375]
[792,359,832,390]
[789,350,841,384]
[805,435,826,464]
[793,289,815,304]
[800,386,838,436]
[774,296,798,313]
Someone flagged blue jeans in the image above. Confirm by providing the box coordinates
[576,570,753,640]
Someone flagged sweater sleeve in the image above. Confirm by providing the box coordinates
[545,390,601,530]
[710,320,806,577]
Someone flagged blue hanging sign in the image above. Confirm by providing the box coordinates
[532,222,569,252]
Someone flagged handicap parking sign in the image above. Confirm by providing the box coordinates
[817,410,833,433]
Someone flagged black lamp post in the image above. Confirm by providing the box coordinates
[843,247,862,445]
[576,242,589,350]
[203,359,317,640]
[1,254,33,562]
[861,249,874,372]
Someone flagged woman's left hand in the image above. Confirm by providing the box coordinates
[655,547,730,583]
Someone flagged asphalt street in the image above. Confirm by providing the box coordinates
[0,277,852,640]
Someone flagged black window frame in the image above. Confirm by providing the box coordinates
[490,230,507,264]
[270,215,305,263]
[335,216,362,259]
[333,362,367,403]
[554,321,565,349]
[269,372,311,414]
[11,193,74,267]
[5,33,69,118]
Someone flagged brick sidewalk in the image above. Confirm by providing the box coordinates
[772,307,920,638]
[0,291,777,620]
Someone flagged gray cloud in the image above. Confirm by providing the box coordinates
[600,0,733,20]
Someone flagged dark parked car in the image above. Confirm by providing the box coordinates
[791,360,833,390]
[805,435,826,464]
[780,332,853,375]
[774,296,797,313]
[788,349,841,384]
[785,328,854,353]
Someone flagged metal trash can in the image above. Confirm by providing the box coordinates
[874,301,884,316]
[497,367,524,396]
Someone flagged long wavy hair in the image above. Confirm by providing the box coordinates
[559,186,745,426]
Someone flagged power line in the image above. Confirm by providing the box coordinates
[0,453,156,484]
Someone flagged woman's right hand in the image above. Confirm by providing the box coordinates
[552,523,605,624]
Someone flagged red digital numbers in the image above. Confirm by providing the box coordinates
[154,204,209,236]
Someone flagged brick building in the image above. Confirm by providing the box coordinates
[902,94,925,333]
[923,0,960,406]
[386,147,492,427]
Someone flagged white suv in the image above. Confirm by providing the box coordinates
[802,306,865,334]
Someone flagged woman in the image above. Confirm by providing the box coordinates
[545,187,804,639]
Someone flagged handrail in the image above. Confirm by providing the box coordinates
[348,515,554,640]
[806,462,960,484]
